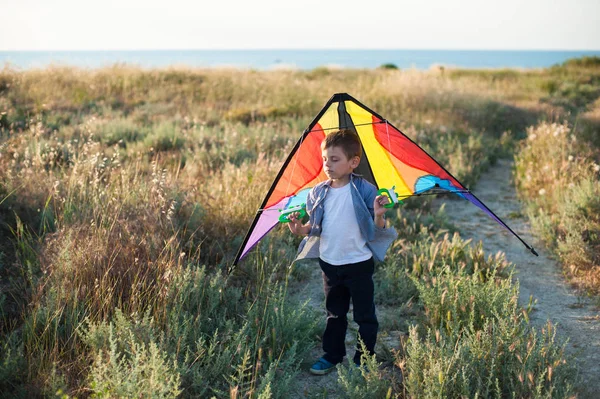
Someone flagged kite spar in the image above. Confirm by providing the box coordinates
[233,93,538,268]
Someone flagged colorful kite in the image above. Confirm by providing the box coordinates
[233,93,537,266]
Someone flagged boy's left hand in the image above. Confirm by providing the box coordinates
[374,195,390,217]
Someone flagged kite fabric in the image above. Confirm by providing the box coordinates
[233,93,537,266]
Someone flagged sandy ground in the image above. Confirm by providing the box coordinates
[288,158,599,398]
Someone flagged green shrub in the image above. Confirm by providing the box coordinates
[78,259,318,399]
[377,205,509,307]
[375,259,419,306]
[379,63,399,70]
[385,230,508,280]
[175,278,318,398]
[413,266,518,336]
[404,318,576,398]
[336,340,398,399]
[514,122,600,293]
[416,127,499,188]
[82,310,182,398]
[0,332,26,394]
[402,239,576,398]
[143,122,187,152]
[561,56,600,68]
[95,118,148,146]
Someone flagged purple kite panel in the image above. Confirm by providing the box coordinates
[462,193,506,231]
[239,197,288,260]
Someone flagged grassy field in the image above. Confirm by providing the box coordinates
[0,58,599,397]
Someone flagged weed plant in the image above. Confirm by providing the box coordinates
[514,122,600,294]
[404,317,576,398]
[0,332,25,394]
[336,340,399,399]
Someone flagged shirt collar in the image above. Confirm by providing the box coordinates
[323,173,360,187]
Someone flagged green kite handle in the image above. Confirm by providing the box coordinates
[377,186,401,208]
[279,203,307,223]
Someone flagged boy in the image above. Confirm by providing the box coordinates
[288,129,397,375]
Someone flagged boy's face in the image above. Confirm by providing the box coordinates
[321,145,360,181]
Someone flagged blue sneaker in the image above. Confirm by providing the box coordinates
[309,357,336,375]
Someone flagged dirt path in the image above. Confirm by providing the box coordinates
[433,158,600,398]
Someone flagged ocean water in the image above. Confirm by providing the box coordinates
[1,49,599,70]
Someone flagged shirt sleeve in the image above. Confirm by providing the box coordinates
[361,179,377,220]
[306,186,317,215]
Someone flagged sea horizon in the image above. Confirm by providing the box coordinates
[2,49,599,71]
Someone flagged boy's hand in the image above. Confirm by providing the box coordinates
[288,212,310,235]
[374,195,390,228]
[374,195,391,215]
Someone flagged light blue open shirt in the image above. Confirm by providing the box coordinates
[295,174,398,263]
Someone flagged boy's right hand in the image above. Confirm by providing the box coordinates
[287,212,309,235]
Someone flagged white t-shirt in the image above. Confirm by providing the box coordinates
[319,183,372,265]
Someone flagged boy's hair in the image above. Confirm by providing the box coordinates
[321,129,362,160]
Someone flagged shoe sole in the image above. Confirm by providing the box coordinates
[309,367,335,375]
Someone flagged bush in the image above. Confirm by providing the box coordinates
[413,266,519,336]
[336,340,398,399]
[82,310,182,398]
[77,261,319,398]
[561,56,600,68]
[404,318,576,398]
[0,332,26,394]
[383,230,508,282]
[514,122,600,293]
[415,126,499,188]
[379,63,399,70]
[143,122,187,152]
[95,118,148,146]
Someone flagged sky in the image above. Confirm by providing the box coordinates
[1,0,599,51]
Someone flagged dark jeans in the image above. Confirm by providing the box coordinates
[319,257,378,365]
